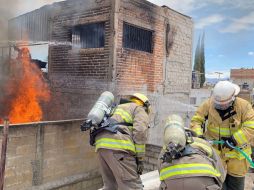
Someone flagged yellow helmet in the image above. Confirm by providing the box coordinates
[132,93,149,103]
[130,93,151,114]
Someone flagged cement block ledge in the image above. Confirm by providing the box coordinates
[28,170,100,190]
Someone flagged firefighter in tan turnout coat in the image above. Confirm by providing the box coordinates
[94,93,151,190]
[158,114,226,190]
[190,81,254,190]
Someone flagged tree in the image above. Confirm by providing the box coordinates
[194,35,201,72]
[193,32,206,87]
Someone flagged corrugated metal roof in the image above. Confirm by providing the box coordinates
[8,5,51,42]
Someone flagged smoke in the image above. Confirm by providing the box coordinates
[0,0,16,41]
[148,95,197,145]
[0,0,62,41]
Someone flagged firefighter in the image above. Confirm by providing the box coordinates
[94,93,151,190]
[158,114,225,190]
[190,81,254,190]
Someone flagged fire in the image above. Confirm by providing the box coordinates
[7,47,50,124]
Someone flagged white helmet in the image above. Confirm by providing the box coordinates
[212,81,240,110]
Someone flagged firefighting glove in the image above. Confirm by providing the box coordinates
[221,136,237,150]
[136,157,144,175]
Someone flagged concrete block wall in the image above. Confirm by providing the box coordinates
[163,7,193,95]
[1,120,102,190]
[44,89,102,121]
[143,144,162,173]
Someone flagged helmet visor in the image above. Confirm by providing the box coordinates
[213,97,234,110]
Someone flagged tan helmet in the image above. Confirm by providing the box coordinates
[163,114,186,150]
[130,93,151,114]
[212,81,240,110]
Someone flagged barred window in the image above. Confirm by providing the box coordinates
[123,23,153,53]
[72,22,105,49]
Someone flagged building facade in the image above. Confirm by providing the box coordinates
[231,68,254,90]
[9,0,194,145]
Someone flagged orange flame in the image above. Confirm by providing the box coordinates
[8,47,50,124]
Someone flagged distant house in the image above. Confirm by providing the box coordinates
[230,68,254,103]
[230,68,254,90]
[190,88,212,107]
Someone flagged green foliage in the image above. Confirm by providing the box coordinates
[193,32,205,87]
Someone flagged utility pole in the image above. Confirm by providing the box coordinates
[214,72,223,79]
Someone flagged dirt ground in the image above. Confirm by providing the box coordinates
[245,173,254,190]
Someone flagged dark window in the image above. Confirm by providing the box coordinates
[72,22,105,48]
[123,23,153,53]
[242,82,249,90]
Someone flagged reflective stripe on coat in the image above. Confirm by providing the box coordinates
[95,102,149,157]
[190,97,254,160]
[158,137,226,188]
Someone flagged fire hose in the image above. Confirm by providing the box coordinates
[209,140,254,168]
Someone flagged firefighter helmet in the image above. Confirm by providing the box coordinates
[212,81,240,110]
[130,93,151,114]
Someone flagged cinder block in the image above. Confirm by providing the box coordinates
[16,145,35,156]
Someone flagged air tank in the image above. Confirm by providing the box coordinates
[87,91,114,125]
[163,114,186,150]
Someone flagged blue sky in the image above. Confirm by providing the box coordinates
[149,0,254,78]
[2,0,254,78]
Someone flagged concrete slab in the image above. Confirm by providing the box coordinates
[141,170,160,190]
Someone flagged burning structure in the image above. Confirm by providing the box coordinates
[8,0,193,122]
[0,46,50,124]
[2,0,194,189]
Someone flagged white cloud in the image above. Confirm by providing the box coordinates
[206,71,230,78]
[218,54,225,58]
[195,14,225,29]
[148,0,254,15]
[220,11,254,33]
[227,0,254,10]
[148,0,201,13]
[248,52,254,56]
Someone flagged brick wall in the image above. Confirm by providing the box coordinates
[44,88,102,121]
[1,120,102,190]
[113,1,193,146]
[114,0,193,95]
[115,0,164,93]
[49,0,112,90]
[231,69,254,79]
[47,0,115,121]
[231,69,254,89]
[46,0,193,133]
[48,0,192,94]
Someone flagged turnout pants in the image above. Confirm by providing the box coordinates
[97,149,143,190]
[222,174,245,190]
[160,176,220,190]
